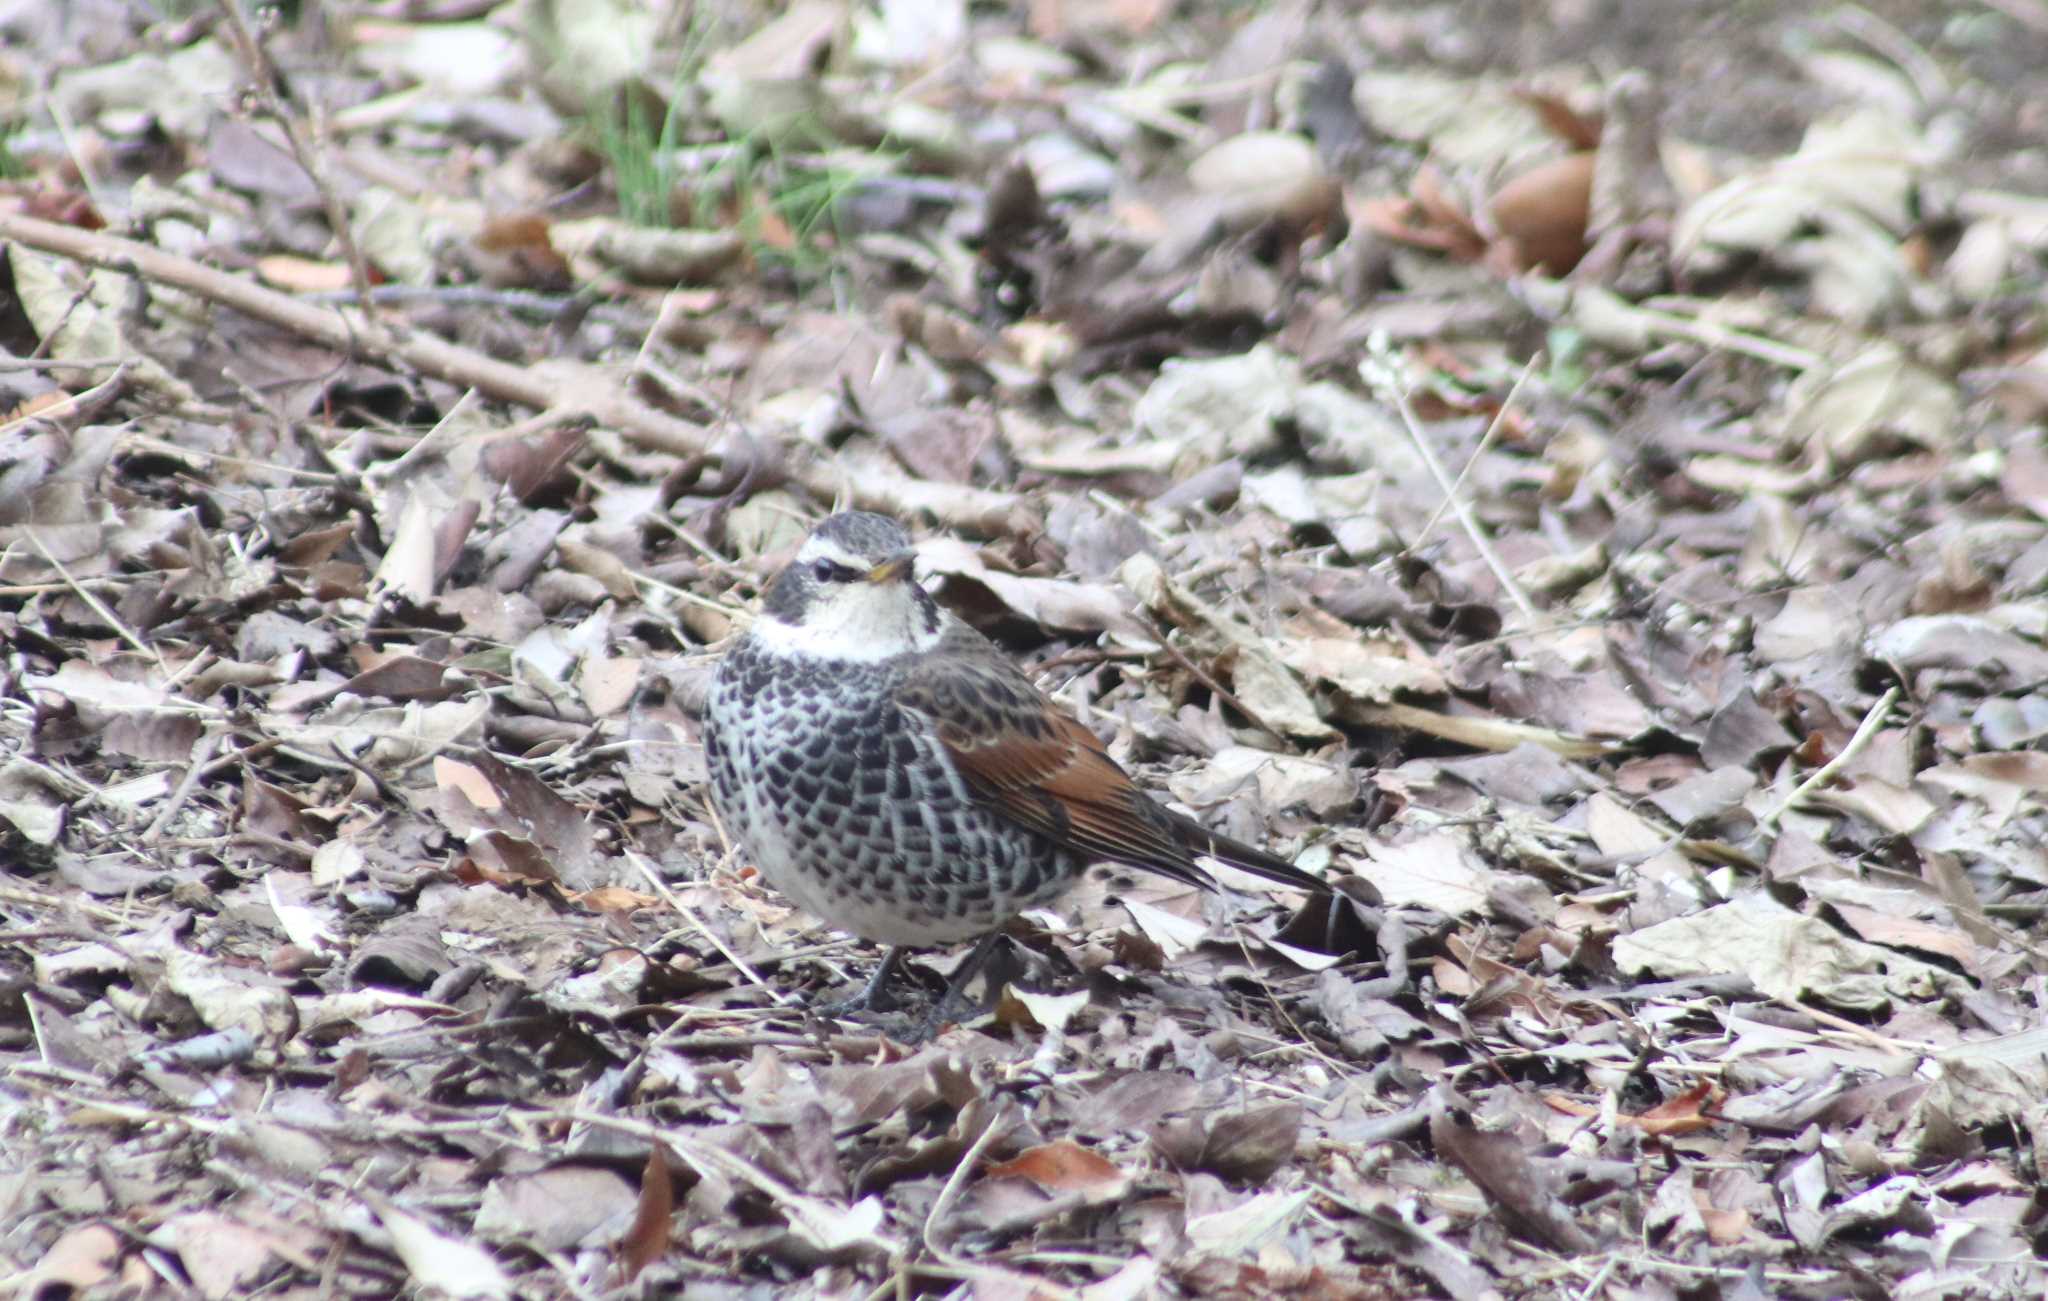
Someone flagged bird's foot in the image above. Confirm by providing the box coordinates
[806,947,908,1019]
[903,932,1008,1041]
[804,935,1010,1043]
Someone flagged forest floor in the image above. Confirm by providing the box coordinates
[5,1,2048,1297]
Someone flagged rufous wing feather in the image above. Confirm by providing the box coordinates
[936,712,1212,888]
[898,628,1326,895]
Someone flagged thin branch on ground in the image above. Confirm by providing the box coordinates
[623,847,792,1005]
[1759,685,1901,830]
[0,212,1036,536]
[1363,338,1542,625]
[1414,352,1541,548]
[216,0,379,308]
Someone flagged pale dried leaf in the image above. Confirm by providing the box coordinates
[1613,891,1972,1011]
[364,1195,512,1300]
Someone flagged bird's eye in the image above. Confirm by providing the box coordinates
[811,559,846,583]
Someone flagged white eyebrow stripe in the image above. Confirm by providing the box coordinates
[794,537,869,567]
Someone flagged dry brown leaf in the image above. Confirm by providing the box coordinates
[619,1145,674,1283]
[1488,151,1594,275]
[1151,1102,1301,1185]
[435,757,502,812]
[1544,1081,1723,1137]
[983,1141,1131,1200]
[362,1193,512,1300]
[1354,833,1492,915]
[580,655,642,717]
[20,1223,124,1295]
[1428,1102,1595,1253]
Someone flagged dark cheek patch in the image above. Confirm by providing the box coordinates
[761,571,815,622]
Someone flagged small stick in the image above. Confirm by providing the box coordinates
[120,434,343,483]
[1143,616,1293,748]
[1629,296,1827,371]
[142,729,225,843]
[1759,685,1902,830]
[1767,988,1927,1057]
[21,528,165,670]
[624,848,791,1005]
[0,361,129,439]
[1414,353,1541,548]
[1362,341,1541,624]
[922,1106,1010,1267]
[216,0,378,308]
[0,355,123,372]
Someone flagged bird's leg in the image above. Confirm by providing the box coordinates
[812,946,909,1017]
[912,931,1008,1040]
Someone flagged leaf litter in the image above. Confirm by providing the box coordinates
[4,2,2048,1297]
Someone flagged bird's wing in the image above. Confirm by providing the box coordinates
[895,621,1322,893]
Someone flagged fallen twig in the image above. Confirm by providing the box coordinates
[623,847,792,1005]
[21,526,164,669]
[0,360,129,437]
[217,0,378,309]
[1758,685,1901,830]
[0,212,1036,536]
[1362,340,1541,625]
[920,1102,1024,1273]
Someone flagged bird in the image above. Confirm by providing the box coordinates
[702,510,1329,1022]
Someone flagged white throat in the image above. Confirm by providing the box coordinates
[749,595,943,663]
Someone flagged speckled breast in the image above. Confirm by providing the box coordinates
[704,637,1069,947]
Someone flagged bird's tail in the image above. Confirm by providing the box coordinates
[1175,816,1329,894]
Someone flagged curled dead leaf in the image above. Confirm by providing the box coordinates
[1151,1102,1302,1185]
[1488,151,1594,275]
[983,1141,1131,1202]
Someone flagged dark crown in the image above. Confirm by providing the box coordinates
[759,512,923,625]
[808,511,912,561]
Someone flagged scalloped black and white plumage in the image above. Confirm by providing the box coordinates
[703,511,1326,1013]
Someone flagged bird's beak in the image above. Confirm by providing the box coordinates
[864,550,916,585]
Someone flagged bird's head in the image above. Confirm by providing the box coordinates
[749,512,942,661]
